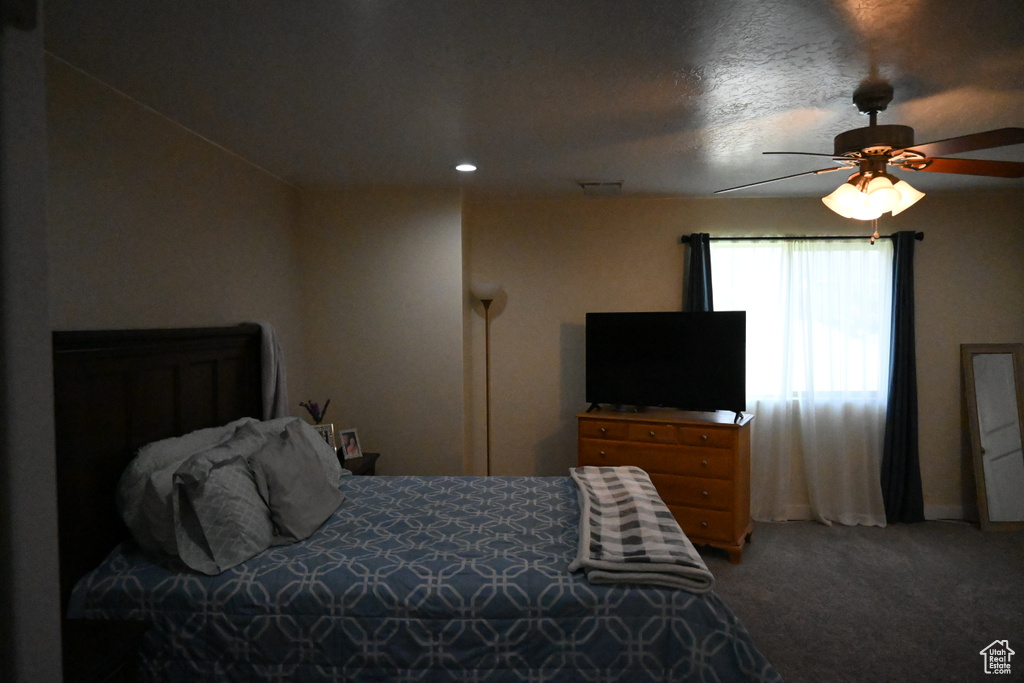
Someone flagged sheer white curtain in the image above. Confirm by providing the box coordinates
[712,239,893,526]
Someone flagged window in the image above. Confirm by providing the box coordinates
[712,239,893,400]
[711,238,893,525]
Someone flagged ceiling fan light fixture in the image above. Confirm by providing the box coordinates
[822,173,925,220]
[849,199,884,221]
[865,175,901,214]
[821,179,864,219]
[890,179,925,216]
[721,80,1022,204]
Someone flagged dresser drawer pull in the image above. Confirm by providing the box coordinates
[599,451,606,458]
[702,491,709,497]
[599,427,607,434]
[701,434,708,441]
[701,521,708,529]
[701,459,708,467]
[649,430,656,437]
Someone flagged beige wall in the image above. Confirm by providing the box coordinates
[42,53,1024,518]
[297,188,466,475]
[463,198,694,476]
[909,191,1024,518]
[46,58,310,401]
[45,58,470,476]
[464,192,1024,517]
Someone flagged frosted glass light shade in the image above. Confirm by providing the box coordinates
[850,200,883,221]
[890,179,925,216]
[821,182,864,219]
[471,282,502,302]
[865,176,900,214]
[822,174,925,220]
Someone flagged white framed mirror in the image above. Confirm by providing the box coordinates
[961,343,1024,531]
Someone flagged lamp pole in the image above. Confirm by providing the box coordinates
[471,282,502,476]
[480,296,493,476]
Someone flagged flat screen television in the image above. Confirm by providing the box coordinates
[585,311,746,414]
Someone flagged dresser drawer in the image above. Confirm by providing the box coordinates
[578,419,630,440]
[678,425,735,448]
[578,440,733,478]
[669,505,736,543]
[578,409,753,563]
[649,473,733,511]
[627,422,678,444]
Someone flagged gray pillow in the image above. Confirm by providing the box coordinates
[172,430,275,574]
[117,417,255,553]
[252,417,344,487]
[250,420,346,544]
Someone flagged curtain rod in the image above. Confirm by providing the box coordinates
[679,231,924,244]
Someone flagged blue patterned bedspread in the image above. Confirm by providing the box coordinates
[69,476,782,682]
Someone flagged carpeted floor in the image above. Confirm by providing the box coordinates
[700,521,1024,683]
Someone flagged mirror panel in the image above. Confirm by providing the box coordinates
[973,354,1024,521]
[962,344,1024,531]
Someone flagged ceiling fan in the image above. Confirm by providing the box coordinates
[715,79,1024,220]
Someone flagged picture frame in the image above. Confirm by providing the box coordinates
[312,423,335,450]
[337,428,362,460]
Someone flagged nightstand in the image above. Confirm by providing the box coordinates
[341,452,380,476]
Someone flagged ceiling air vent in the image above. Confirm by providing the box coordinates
[578,181,622,198]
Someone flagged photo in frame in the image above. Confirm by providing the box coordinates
[312,423,335,450]
[337,428,362,460]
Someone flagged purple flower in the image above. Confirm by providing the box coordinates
[299,399,330,424]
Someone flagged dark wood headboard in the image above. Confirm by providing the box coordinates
[52,325,264,610]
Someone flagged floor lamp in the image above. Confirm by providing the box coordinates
[471,282,501,476]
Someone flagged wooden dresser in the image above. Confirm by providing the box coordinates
[577,408,754,563]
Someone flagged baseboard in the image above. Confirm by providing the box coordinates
[924,504,966,521]
[751,504,811,522]
[754,504,969,523]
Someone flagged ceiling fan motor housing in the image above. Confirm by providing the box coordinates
[834,124,915,156]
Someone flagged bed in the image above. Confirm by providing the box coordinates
[55,326,782,682]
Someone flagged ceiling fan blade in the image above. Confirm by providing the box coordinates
[901,157,1024,178]
[895,127,1024,158]
[714,166,846,194]
[763,151,846,158]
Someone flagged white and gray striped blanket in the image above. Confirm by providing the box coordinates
[568,466,715,593]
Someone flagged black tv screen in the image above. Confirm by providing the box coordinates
[585,311,746,413]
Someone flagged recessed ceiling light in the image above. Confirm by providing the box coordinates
[455,163,477,172]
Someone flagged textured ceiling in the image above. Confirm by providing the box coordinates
[44,0,1024,198]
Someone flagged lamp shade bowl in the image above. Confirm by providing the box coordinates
[471,282,502,302]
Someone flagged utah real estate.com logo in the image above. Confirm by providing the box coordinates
[980,640,1014,675]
